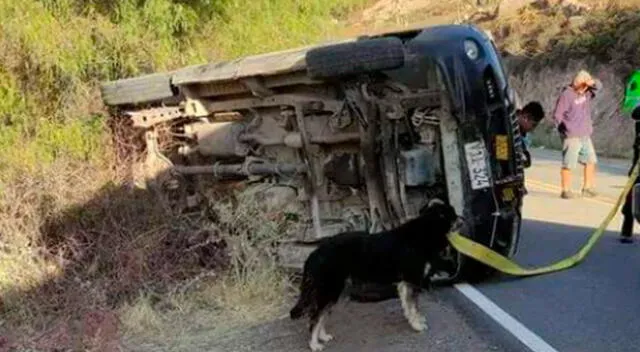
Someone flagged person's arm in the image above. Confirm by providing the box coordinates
[522,147,532,168]
[588,78,603,99]
[553,89,570,135]
[513,88,523,110]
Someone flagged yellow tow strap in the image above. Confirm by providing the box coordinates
[446,161,640,277]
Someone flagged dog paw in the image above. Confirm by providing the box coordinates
[409,316,428,332]
[319,332,334,342]
[309,341,325,351]
[411,321,428,332]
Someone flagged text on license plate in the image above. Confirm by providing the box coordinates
[464,141,491,190]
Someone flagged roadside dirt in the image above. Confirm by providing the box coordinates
[127,289,510,352]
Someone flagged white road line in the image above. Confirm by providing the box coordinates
[454,283,560,352]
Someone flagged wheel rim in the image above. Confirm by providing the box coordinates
[430,243,464,285]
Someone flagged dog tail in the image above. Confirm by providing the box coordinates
[289,275,314,320]
[289,297,306,320]
[280,238,328,246]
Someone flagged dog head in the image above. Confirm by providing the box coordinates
[417,198,465,239]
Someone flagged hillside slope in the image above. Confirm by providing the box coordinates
[344,0,640,157]
[0,1,367,349]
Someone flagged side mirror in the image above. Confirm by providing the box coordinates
[633,183,640,223]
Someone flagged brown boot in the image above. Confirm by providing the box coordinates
[582,163,597,197]
[582,188,598,198]
[561,168,573,199]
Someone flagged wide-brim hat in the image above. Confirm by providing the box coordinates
[573,70,595,87]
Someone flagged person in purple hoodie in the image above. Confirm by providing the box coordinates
[553,70,602,199]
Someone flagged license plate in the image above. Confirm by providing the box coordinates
[464,141,491,190]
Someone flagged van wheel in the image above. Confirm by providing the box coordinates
[306,37,406,80]
[430,245,497,285]
[460,257,498,283]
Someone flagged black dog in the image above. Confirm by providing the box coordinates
[289,199,462,351]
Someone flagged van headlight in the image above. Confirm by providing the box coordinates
[464,40,479,60]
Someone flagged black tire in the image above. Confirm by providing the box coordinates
[100,72,177,106]
[306,37,406,80]
[458,209,523,283]
[459,256,497,283]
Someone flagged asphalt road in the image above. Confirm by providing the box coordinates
[453,148,640,352]
[194,147,639,352]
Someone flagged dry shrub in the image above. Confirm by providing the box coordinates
[0,149,298,349]
[116,184,299,348]
[0,159,227,347]
[488,0,580,56]
[205,186,297,316]
[0,92,299,350]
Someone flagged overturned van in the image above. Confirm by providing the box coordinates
[99,24,526,282]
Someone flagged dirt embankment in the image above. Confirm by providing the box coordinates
[346,0,640,158]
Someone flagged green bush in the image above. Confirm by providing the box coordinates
[0,0,366,181]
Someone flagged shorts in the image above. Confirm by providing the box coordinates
[562,137,598,169]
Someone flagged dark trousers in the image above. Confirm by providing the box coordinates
[620,122,640,238]
[621,173,640,238]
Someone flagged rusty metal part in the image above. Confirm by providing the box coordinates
[241,77,275,98]
[293,103,326,239]
[363,82,406,227]
[174,161,307,177]
[178,71,323,99]
[323,153,361,187]
[133,129,175,189]
[380,116,406,221]
[183,97,209,117]
[329,102,353,130]
[399,145,437,186]
[346,84,393,232]
[125,107,183,128]
[239,132,360,147]
[277,106,295,128]
[192,94,343,116]
[182,121,250,157]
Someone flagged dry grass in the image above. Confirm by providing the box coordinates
[0,152,299,349]
[0,1,365,349]
[116,185,299,350]
[0,119,298,350]
[0,112,302,348]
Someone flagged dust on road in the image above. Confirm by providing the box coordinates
[189,290,513,352]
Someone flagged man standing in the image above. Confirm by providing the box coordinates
[512,89,545,169]
[517,101,545,169]
[619,72,640,243]
[552,70,602,199]
[620,117,640,243]
[513,98,545,196]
